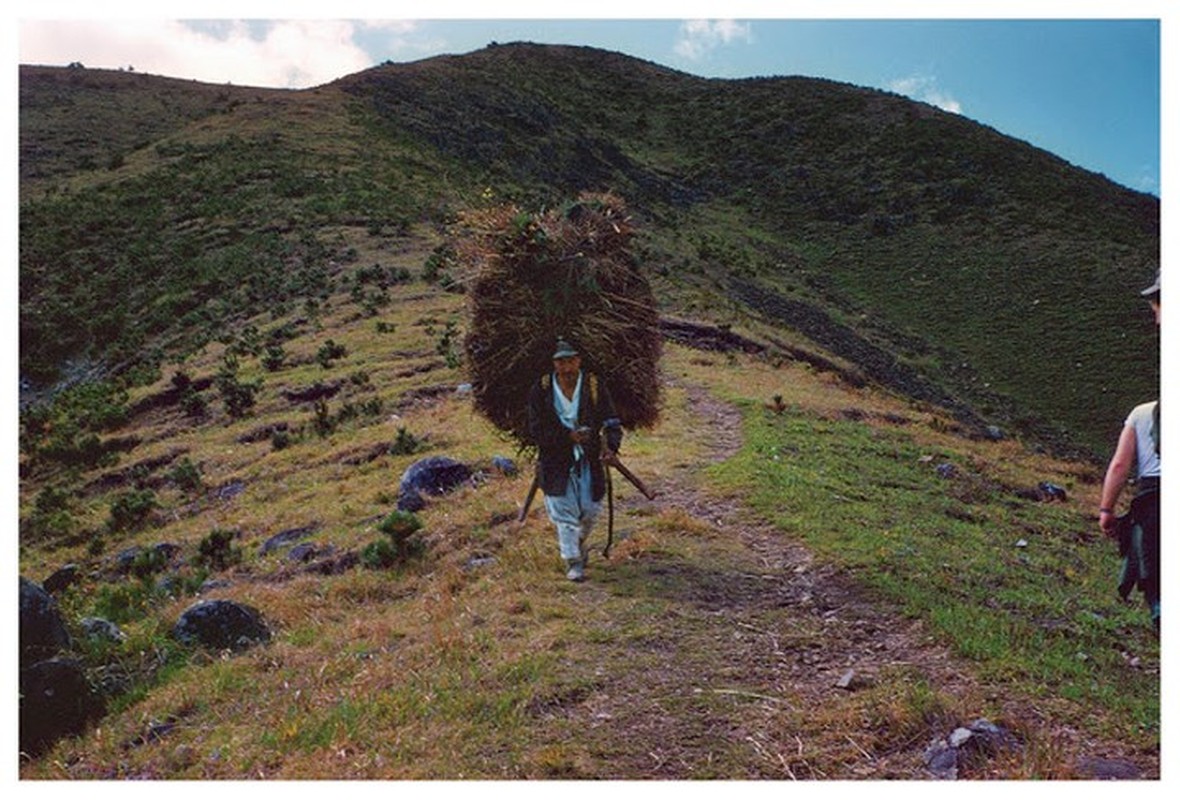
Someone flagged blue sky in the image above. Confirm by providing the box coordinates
[13,6,1169,195]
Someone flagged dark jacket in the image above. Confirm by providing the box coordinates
[526,371,622,501]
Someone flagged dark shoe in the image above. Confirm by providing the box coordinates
[565,559,585,582]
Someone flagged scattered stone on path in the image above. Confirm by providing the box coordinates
[924,719,1018,780]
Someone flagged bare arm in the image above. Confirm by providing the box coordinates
[1098,424,1137,537]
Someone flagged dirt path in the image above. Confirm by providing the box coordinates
[525,382,1155,779]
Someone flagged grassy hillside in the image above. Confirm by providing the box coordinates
[335,44,1158,455]
[17,237,1159,777]
[19,46,1157,458]
[18,44,1160,778]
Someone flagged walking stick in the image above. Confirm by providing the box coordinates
[516,464,541,529]
[604,461,615,558]
[600,447,655,559]
[609,457,657,500]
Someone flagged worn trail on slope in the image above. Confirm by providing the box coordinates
[530,382,984,778]
[528,380,1157,780]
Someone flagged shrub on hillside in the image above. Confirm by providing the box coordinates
[107,490,157,533]
[316,339,348,368]
[173,371,208,419]
[362,510,425,569]
[167,458,203,494]
[129,547,170,580]
[216,356,260,419]
[262,343,287,372]
[390,427,422,456]
[194,528,242,572]
[23,485,76,542]
[20,380,130,470]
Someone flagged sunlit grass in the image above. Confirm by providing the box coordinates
[709,399,1159,742]
[19,272,1157,778]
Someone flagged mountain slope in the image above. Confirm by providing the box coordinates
[19,42,1158,456]
[16,46,1160,776]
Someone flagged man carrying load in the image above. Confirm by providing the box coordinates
[527,337,623,582]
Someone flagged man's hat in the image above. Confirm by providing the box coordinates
[1141,269,1161,297]
[552,338,579,359]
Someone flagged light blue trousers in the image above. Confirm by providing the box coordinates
[543,458,601,561]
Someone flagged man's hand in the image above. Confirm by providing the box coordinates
[1099,510,1119,539]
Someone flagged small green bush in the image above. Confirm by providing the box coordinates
[316,339,348,368]
[130,547,170,580]
[313,398,335,438]
[216,356,261,418]
[361,511,426,569]
[377,510,425,562]
[195,528,242,571]
[107,489,158,533]
[35,485,73,515]
[389,427,422,455]
[92,581,155,625]
[422,244,456,283]
[271,428,292,450]
[167,457,203,494]
[379,510,422,539]
[361,538,399,569]
[23,486,76,541]
[262,343,287,372]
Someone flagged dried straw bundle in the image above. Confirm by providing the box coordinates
[457,192,661,447]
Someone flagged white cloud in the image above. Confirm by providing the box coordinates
[18,19,418,88]
[1133,168,1159,195]
[674,19,752,61]
[888,74,962,114]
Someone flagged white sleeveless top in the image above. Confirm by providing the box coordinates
[1125,401,1160,479]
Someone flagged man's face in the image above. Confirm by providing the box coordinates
[553,354,581,379]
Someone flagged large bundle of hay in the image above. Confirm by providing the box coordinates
[457,192,661,448]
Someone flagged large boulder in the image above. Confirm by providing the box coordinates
[397,456,473,511]
[172,599,271,652]
[20,577,71,668]
[20,658,105,757]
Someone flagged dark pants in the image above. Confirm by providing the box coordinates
[1119,489,1160,626]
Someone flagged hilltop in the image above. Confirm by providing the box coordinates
[18,44,1159,778]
